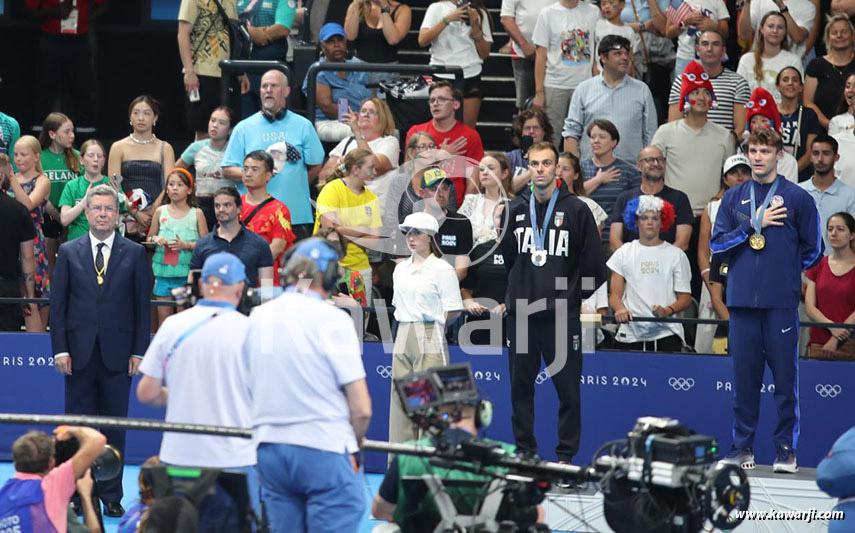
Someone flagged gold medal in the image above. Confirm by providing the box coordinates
[749,233,765,251]
[97,275,104,285]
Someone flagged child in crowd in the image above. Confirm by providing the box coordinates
[58,139,127,241]
[594,0,640,77]
[148,168,208,326]
[8,136,51,331]
[38,112,79,274]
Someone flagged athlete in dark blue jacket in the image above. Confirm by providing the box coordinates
[711,128,823,473]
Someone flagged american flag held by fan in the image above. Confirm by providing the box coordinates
[665,0,693,26]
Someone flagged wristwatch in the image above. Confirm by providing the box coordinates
[779,5,789,12]
[381,6,391,14]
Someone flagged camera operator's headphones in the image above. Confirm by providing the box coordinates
[280,238,341,292]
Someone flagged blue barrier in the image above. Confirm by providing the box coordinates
[0,334,851,473]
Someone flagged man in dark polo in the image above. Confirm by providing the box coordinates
[189,187,274,287]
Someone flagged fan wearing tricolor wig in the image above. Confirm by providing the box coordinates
[622,195,676,235]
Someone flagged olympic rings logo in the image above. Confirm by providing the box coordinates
[535,371,550,385]
[668,377,695,391]
[815,384,842,398]
[376,365,392,379]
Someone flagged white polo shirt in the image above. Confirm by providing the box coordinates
[243,289,366,454]
[392,253,463,325]
[138,301,255,468]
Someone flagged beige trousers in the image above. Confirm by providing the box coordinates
[388,321,449,444]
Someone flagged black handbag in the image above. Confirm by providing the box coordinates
[211,0,252,60]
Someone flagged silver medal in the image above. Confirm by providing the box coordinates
[531,250,547,267]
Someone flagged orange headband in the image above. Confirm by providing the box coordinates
[168,167,194,189]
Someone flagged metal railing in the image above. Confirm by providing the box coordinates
[305,62,465,125]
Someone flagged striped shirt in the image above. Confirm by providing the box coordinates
[581,157,641,241]
[668,67,750,132]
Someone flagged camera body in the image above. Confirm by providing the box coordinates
[55,435,122,482]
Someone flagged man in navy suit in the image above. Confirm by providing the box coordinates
[50,184,151,516]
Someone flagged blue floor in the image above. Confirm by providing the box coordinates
[0,463,387,532]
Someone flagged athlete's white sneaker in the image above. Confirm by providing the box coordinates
[773,445,798,473]
[719,447,755,470]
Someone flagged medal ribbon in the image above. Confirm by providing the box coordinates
[529,188,559,252]
[749,177,780,237]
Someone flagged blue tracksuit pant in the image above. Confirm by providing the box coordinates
[728,307,800,450]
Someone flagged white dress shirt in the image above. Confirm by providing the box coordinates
[90,231,116,268]
[392,254,463,325]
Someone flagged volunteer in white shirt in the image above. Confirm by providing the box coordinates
[608,195,692,352]
[136,251,259,524]
[390,212,464,443]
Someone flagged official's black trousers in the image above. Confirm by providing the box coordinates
[507,313,582,462]
[64,341,131,503]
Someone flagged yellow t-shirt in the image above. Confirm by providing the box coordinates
[178,0,237,78]
[313,179,381,271]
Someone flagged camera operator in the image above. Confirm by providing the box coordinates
[372,401,543,530]
[243,238,372,533]
[136,251,259,528]
[0,426,106,533]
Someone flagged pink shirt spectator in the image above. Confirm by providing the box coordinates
[12,460,76,533]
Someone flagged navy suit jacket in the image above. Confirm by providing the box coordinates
[50,233,151,372]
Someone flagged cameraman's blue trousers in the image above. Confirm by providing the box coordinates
[729,307,800,451]
[257,443,364,533]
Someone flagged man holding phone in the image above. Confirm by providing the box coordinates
[301,23,375,143]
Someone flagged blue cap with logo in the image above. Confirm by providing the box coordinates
[201,252,247,285]
[319,22,346,42]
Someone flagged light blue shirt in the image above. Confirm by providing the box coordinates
[562,74,658,164]
[620,0,670,23]
[799,177,855,254]
[301,57,374,122]
[221,110,324,225]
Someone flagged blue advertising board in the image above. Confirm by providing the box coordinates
[0,334,852,473]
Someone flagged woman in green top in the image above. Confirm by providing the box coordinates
[59,139,126,241]
[38,112,80,274]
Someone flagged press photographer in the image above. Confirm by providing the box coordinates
[372,364,545,532]
[0,426,106,532]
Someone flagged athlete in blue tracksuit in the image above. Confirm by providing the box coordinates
[711,129,823,472]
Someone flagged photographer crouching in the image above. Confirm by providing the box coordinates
[0,426,106,532]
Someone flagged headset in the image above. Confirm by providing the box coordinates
[262,109,286,122]
[280,238,341,292]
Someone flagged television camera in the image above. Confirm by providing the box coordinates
[364,364,750,533]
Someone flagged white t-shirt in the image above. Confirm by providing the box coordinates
[594,19,641,63]
[244,290,366,454]
[750,0,816,60]
[138,303,255,468]
[832,132,855,188]
[607,240,691,343]
[500,0,557,58]
[829,113,855,136]
[531,1,600,89]
[393,253,463,324]
[779,151,799,182]
[329,135,401,168]
[675,0,730,60]
[421,1,494,79]
[736,49,803,102]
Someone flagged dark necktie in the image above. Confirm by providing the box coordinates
[95,243,105,271]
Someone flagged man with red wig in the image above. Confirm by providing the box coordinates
[607,195,692,352]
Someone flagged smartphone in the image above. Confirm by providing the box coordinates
[521,135,534,157]
[189,88,200,103]
[456,0,471,24]
[337,281,350,295]
[338,98,349,121]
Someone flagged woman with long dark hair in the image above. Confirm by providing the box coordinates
[108,95,176,240]
[829,72,855,136]
[776,67,821,182]
[805,212,855,359]
[418,0,493,128]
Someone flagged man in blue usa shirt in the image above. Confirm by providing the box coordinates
[711,127,823,473]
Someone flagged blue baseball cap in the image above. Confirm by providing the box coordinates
[288,238,340,273]
[319,22,346,42]
[201,252,247,285]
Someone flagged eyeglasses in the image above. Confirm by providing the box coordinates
[413,144,437,152]
[359,109,379,116]
[639,157,665,164]
[89,205,117,213]
[428,97,453,105]
[522,125,543,133]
